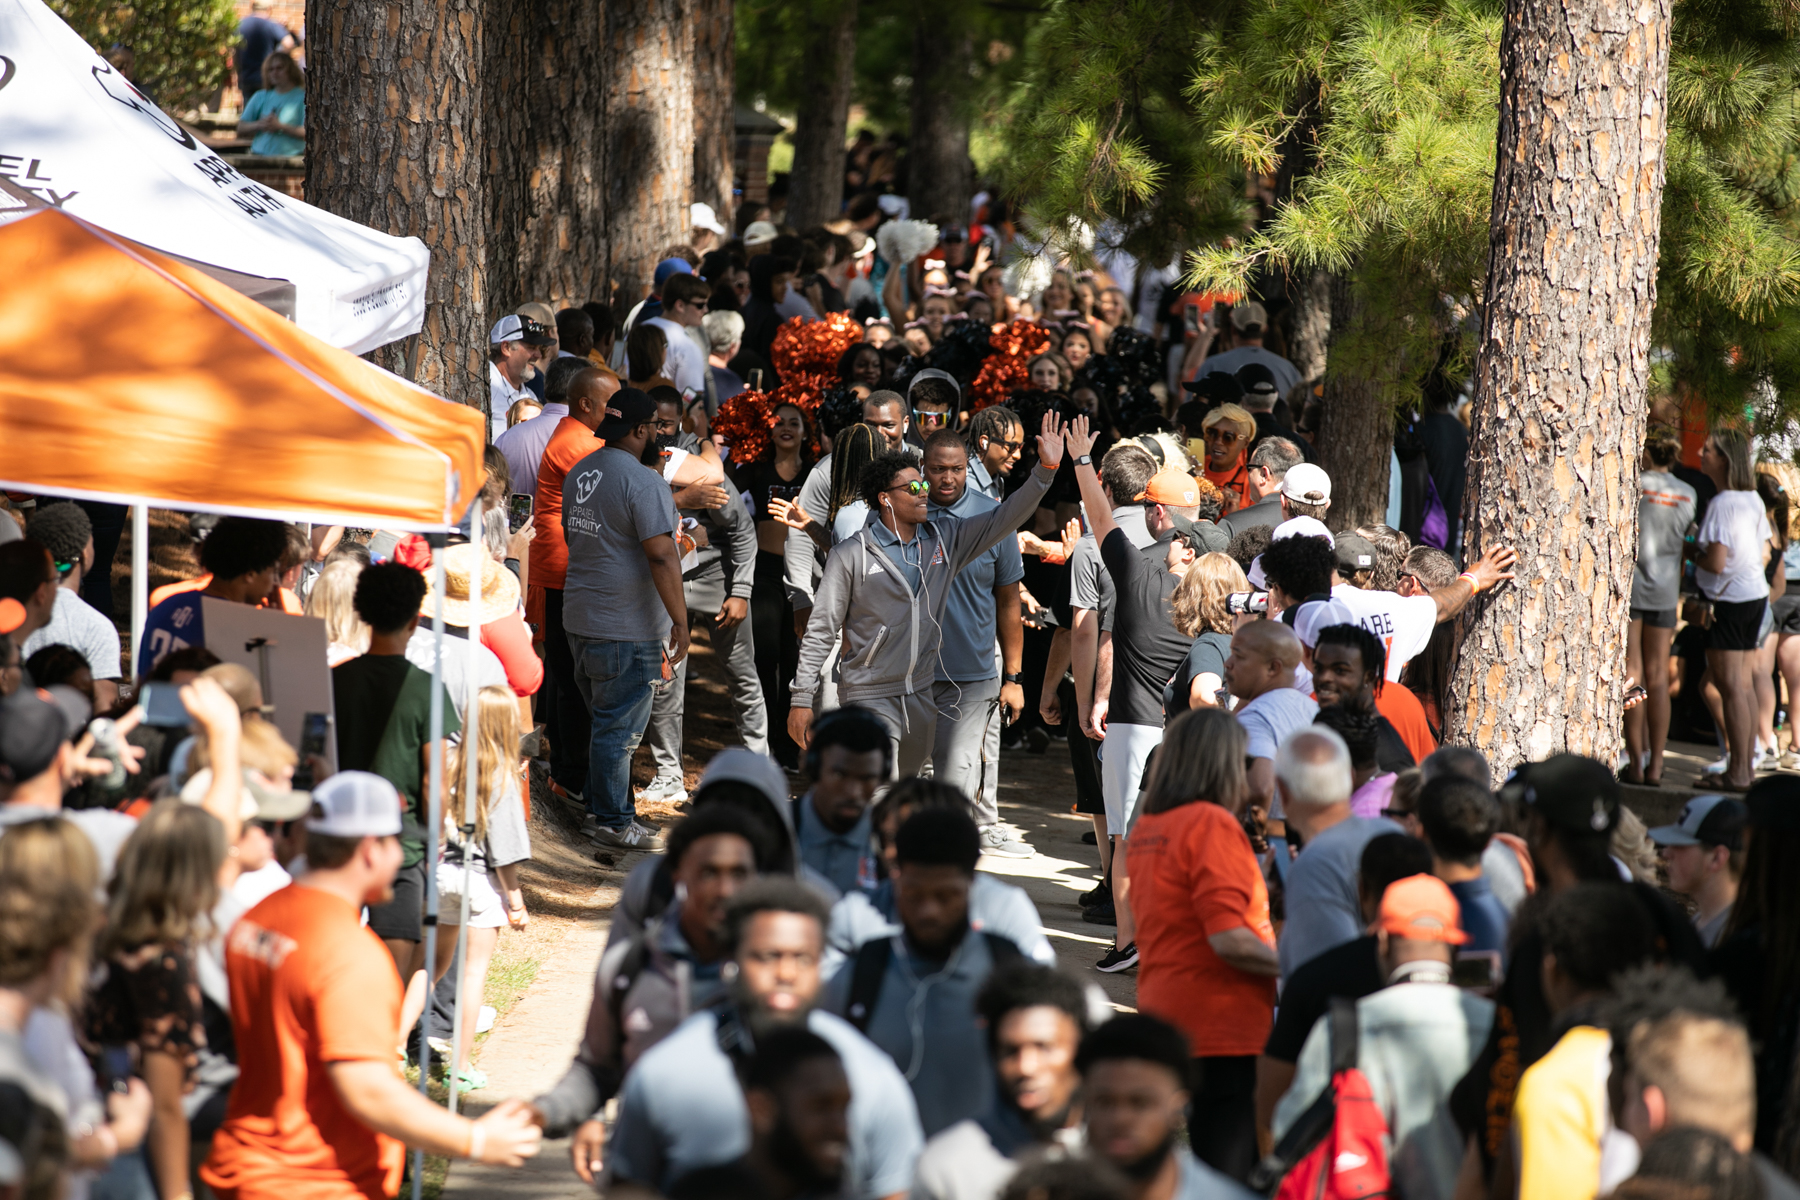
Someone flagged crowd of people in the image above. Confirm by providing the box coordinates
[0,184,1794,1200]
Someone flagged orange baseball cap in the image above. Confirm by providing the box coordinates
[0,598,23,637]
[1373,874,1469,944]
[1139,469,1201,507]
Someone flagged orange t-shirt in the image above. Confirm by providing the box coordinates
[1204,456,1249,509]
[1128,801,1277,1057]
[202,885,405,1200]
[529,416,603,593]
[1375,680,1438,764]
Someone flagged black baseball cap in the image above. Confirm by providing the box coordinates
[1181,373,1244,402]
[1649,794,1747,851]
[595,387,658,441]
[0,686,86,787]
[1235,362,1279,396]
[1335,532,1377,575]
[1503,753,1620,837]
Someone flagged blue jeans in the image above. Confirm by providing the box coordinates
[568,635,663,829]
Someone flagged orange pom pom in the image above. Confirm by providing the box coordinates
[772,313,865,380]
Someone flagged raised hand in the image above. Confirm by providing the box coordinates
[768,497,816,531]
[1036,411,1067,469]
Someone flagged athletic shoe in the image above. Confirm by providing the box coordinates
[638,775,689,805]
[1095,943,1138,973]
[1081,899,1118,926]
[1080,830,1098,845]
[1078,881,1110,908]
[548,779,584,807]
[591,822,664,851]
[980,825,1034,858]
[1025,726,1050,754]
[630,818,663,838]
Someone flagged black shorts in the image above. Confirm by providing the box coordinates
[1708,598,1769,652]
[366,857,427,942]
[1774,593,1800,636]
[1630,606,1677,630]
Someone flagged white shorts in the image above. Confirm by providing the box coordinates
[1100,722,1163,837]
[436,860,507,929]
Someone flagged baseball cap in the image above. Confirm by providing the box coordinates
[595,386,658,441]
[1140,469,1200,507]
[1291,597,1358,648]
[489,313,555,347]
[1282,463,1332,505]
[1181,373,1244,402]
[743,220,779,249]
[1230,300,1268,332]
[1334,532,1377,576]
[1648,794,1747,851]
[907,368,962,401]
[246,773,312,823]
[653,257,695,287]
[1505,754,1620,836]
[0,598,23,636]
[1235,362,1279,399]
[307,771,402,838]
[1272,516,1334,546]
[0,687,83,785]
[690,202,727,236]
[698,747,789,811]
[1374,874,1469,944]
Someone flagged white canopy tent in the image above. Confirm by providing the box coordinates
[0,0,430,353]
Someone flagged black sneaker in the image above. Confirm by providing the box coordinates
[1096,943,1138,973]
[1078,882,1110,907]
[1081,830,1098,845]
[1081,899,1117,926]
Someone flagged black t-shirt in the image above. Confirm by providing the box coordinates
[733,458,807,524]
[1264,935,1384,1062]
[1375,716,1416,774]
[1713,924,1799,1152]
[1100,528,1192,727]
[1165,630,1232,716]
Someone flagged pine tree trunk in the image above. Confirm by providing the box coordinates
[604,0,694,304]
[907,18,973,224]
[484,0,609,310]
[1444,0,1671,770]
[306,0,490,407]
[691,0,737,222]
[1316,273,1389,532]
[1286,268,1330,383]
[785,0,857,230]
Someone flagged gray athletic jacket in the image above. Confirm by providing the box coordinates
[791,464,1053,707]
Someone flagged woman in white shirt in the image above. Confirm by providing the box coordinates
[1694,426,1771,791]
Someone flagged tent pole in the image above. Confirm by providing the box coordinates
[415,533,449,1200]
[130,505,148,667]
[448,499,481,1113]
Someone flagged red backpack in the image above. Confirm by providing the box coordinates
[1248,997,1392,1199]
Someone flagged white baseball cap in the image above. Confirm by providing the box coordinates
[308,771,403,838]
[1272,516,1334,545]
[691,202,727,236]
[1281,463,1332,505]
[1291,597,1358,648]
[744,220,780,249]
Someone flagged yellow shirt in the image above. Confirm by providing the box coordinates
[1513,1026,1613,1200]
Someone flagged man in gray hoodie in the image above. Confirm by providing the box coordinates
[786,413,1066,776]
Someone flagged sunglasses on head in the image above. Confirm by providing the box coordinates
[889,479,929,496]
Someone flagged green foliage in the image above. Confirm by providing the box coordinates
[1000,0,1800,422]
[50,0,238,114]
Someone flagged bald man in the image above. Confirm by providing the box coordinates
[1226,621,1317,815]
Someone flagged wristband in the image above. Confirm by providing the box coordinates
[1003,672,1023,684]
[467,1120,485,1162]
[1041,549,1067,565]
[1459,571,1481,593]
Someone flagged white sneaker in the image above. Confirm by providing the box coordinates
[638,775,689,805]
[980,825,1034,858]
[1705,752,1731,775]
[591,822,665,851]
[476,1005,496,1034]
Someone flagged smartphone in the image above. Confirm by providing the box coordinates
[1453,951,1502,993]
[508,492,533,534]
[293,712,330,790]
[138,681,190,728]
[101,1045,134,1095]
[1184,302,1202,336]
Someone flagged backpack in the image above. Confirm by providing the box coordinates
[1248,997,1392,1199]
[843,932,1023,1033]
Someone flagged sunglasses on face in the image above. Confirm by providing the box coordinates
[987,438,1024,453]
[888,479,929,496]
[912,409,949,424]
[1205,428,1243,443]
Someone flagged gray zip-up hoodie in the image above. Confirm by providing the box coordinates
[791,463,1054,707]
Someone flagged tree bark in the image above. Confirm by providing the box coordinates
[1286,268,1331,382]
[690,0,737,223]
[785,0,857,229]
[603,0,694,305]
[485,0,609,310]
[306,0,490,407]
[907,17,974,225]
[1316,273,1389,532]
[1444,0,1671,771]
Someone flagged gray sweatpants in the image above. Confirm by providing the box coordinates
[860,691,938,779]
[931,676,1002,825]
[647,608,768,779]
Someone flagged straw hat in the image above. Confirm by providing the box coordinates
[421,543,520,628]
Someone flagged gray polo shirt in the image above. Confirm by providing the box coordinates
[822,928,1009,1137]
[1068,506,1153,631]
[796,792,880,896]
[606,1007,923,1198]
[968,457,1006,503]
[1279,814,1402,976]
[928,486,1024,684]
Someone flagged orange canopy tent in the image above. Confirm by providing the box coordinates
[0,209,484,531]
